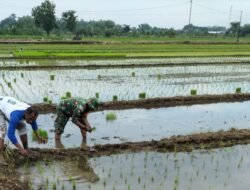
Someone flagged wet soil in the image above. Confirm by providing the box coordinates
[24,128,250,159]
[3,128,249,166]
[0,177,28,190]
[2,127,250,189]
[1,60,250,70]
[0,165,28,190]
[4,96,250,188]
[32,93,250,113]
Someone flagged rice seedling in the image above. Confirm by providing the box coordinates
[69,176,73,182]
[190,89,197,95]
[14,78,16,83]
[113,95,118,101]
[139,92,146,99]
[127,185,131,190]
[72,180,76,190]
[120,172,123,179]
[174,176,179,190]
[52,182,56,190]
[235,87,241,93]
[66,91,71,98]
[131,72,135,77]
[106,112,117,121]
[50,75,55,81]
[43,97,48,102]
[151,176,154,183]
[103,179,107,187]
[21,73,24,78]
[32,129,48,142]
[7,82,12,88]
[95,92,99,98]
[61,96,67,100]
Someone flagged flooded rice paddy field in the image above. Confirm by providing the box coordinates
[2,58,250,189]
[5,101,250,149]
[1,63,250,103]
[18,145,250,190]
[1,57,250,67]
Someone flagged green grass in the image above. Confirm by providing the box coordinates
[2,40,250,59]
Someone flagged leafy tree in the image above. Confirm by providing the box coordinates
[183,24,208,34]
[226,22,240,36]
[15,16,43,35]
[0,14,16,33]
[32,0,56,35]
[138,23,152,36]
[122,25,131,34]
[240,24,250,37]
[62,10,77,33]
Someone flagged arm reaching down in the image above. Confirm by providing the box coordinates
[7,118,28,156]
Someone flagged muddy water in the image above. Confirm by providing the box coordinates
[6,101,249,149]
[18,144,250,190]
[1,64,250,103]
[18,157,99,190]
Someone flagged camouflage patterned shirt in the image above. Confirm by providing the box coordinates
[57,97,87,122]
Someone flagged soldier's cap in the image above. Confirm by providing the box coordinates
[88,98,99,110]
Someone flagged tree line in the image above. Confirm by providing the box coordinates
[0,0,250,38]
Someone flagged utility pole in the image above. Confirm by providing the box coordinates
[236,11,243,43]
[188,0,193,33]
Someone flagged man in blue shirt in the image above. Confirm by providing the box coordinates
[0,96,45,164]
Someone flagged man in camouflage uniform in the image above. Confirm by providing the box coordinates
[54,97,99,143]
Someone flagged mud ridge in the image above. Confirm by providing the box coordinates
[2,60,250,70]
[8,128,250,162]
[32,93,250,113]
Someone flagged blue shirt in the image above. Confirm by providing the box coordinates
[7,110,38,145]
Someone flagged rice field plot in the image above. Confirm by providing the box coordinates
[2,43,250,59]
[2,57,250,68]
[17,145,250,190]
[6,101,248,149]
[1,63,250,103]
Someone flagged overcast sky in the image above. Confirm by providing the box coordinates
[0,0,250,29]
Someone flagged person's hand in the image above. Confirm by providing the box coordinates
[19,148,29,156]
[38,136,47,144]
[86,126,92,133]
[81,126,92,133]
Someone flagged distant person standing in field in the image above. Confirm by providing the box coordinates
[0,96,46,164]
[54,97,99,144]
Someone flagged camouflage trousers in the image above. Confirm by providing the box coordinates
[54,109,70,135]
